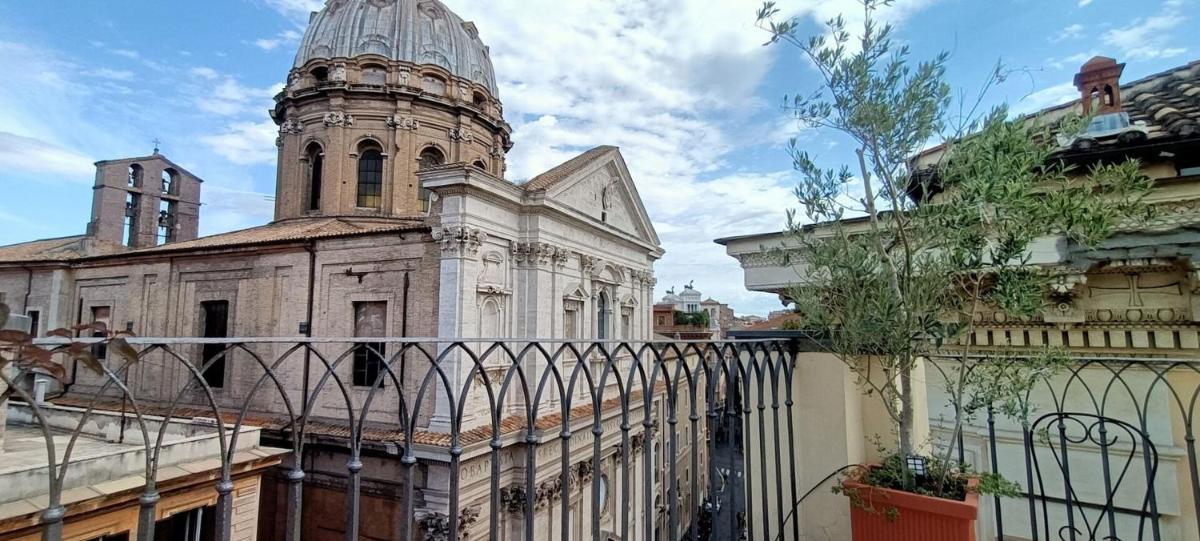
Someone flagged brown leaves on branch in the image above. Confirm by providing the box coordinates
[0,302,139,384]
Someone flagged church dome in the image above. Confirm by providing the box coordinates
[295,0,499,96]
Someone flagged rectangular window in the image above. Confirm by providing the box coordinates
[622,308,633,339]
[154,506,214,541]
[27,310,40,338]
[91,306,111,360]
[353,301,387,387]
[200,301,229,389]
[564,302,580,340]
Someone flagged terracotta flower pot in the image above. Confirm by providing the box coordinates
[843,475,979,541]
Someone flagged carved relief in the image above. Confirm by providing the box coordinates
[418,512,449,541]
[511,241,568,268]
[417,507,479,541]
[387,115,421,130]
[448,127,474,143]
[572,460,594,486]
[533,476,563,510]
[432,226,487,256]
[323,111,354,127]
[500,485,527,514]
[478,250,506,287]
[279,118,303,135]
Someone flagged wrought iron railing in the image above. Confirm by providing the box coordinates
[0,338,798,541]
[926,355,1200,541]
[5,337,1198,541]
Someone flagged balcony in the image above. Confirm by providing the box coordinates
[0,337,1197,540]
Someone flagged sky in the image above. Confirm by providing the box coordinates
[0,0,1195,316]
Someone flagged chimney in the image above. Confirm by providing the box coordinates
[1074,56,1126,115]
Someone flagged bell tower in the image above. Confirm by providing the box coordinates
[86,153,202,248]
[1074,56,1126,116]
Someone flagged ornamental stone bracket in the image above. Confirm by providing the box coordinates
[581,254,605,279]
[572,460,594,487]
[323,111,354,127]
[500,485,527,514]
[1042,272,1088,326]
[432,226,487,257]
[418,506,480,541]
[448,127,474,143]
[387,115,420,130]
[628,268,654,287]
[511,241,569,268]
[278,118,303,135]
[489,145,505,159]
[533,477,563,511]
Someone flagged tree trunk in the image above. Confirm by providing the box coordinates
[898,363,915,457]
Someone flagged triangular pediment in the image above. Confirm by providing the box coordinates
[535,148,660,247]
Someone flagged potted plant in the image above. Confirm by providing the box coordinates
[755,1,1151,539]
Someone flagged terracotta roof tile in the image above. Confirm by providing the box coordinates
[0,236,124,264]
[0,218,428,264]
[1032,59,1200,145]
[521,146,617,192]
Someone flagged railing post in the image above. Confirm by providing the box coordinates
[285,467,305,541]
[39,505,64,541]
[214,480,234,541]
[135,490,159,541]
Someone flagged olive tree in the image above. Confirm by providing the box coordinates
[756,0,1151,487]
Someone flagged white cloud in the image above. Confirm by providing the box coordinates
[445,0,935,315]
[1102,0,1189,60]
[1050,23,1084,43]
[1011,82,1078,116]
[199,121,278,165]
[1078,0,1094,6]
[85,68,135,81]
[262,0,324,19]
[254,29,303,51]
[190,71,282,117]
[0,132,95,179]
[111,48,140,59]
[200,185,276,234]
[190,66,219,80]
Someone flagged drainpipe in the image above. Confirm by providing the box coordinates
[302,241,317,411]
[400,270,410,385]
[21,266,32,313]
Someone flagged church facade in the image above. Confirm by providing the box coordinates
[0,1,678,539]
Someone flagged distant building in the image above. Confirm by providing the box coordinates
[653,283,734,338]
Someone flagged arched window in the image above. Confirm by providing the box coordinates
[357,146,384,209]
[596,291,609,339]
[312,66,329,82]
[417,147,445,212]
[161,168,177,195]
[306,143,324,211]
[1104,84,1115,107]
[128,164,143,187]
[418,147,445,170]
[472,159,487,172]
[473,91,487,109]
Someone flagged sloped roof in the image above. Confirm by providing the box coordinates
[1035,58,1200,144]
[122,217,426,256]
[0,236,124,264]
[0,218,427,265]
[521,146,617,192]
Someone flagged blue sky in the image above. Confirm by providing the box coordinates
[0,0,1195,316]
